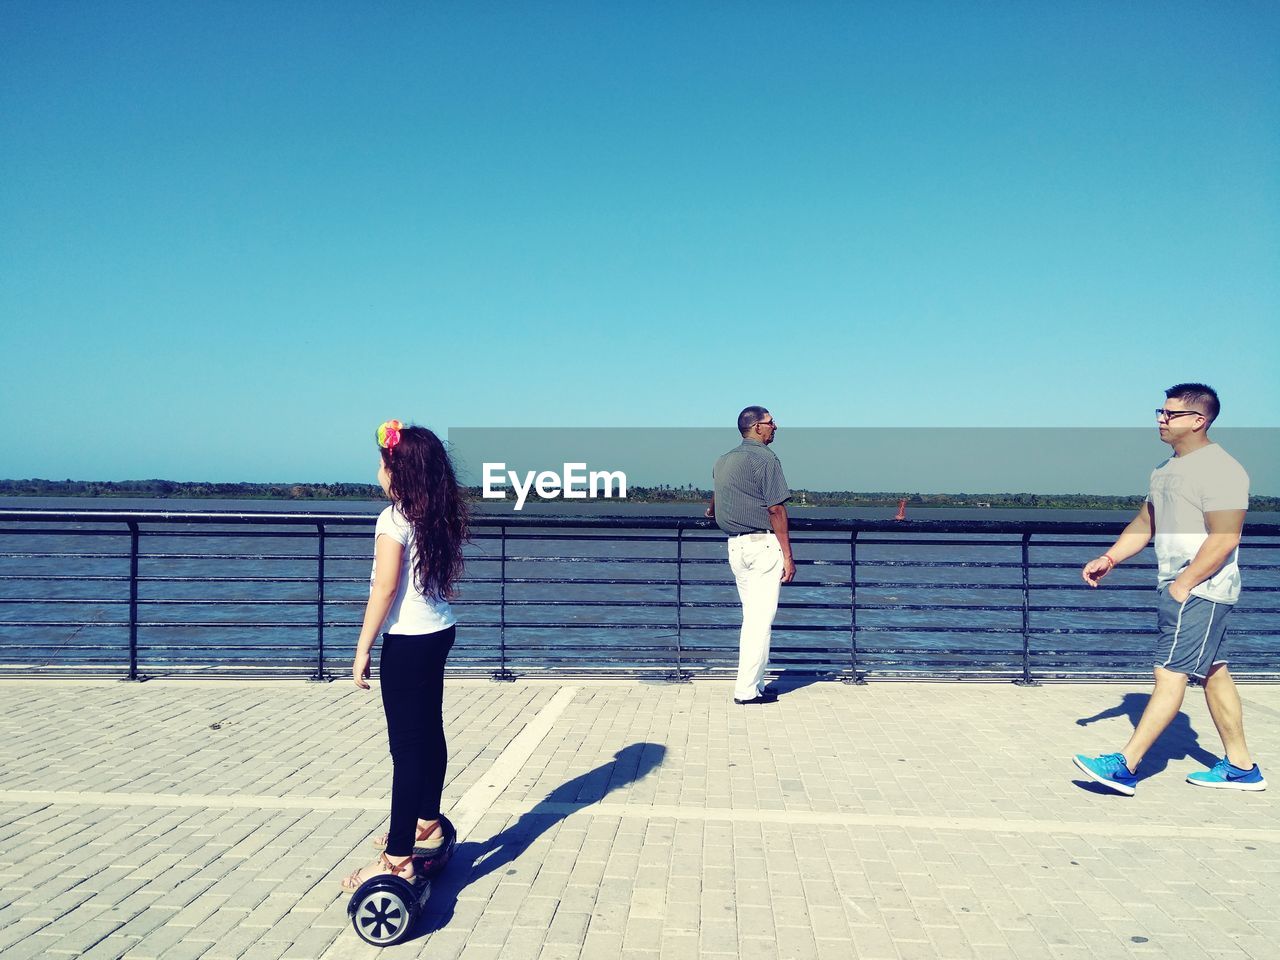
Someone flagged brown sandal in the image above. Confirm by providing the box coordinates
[371,819,445,852]
[340,852,415,893]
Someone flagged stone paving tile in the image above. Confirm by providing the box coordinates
[0,678,1277,960]
[0,680,554,805]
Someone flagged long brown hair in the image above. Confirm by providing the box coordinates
[381,425,469,599]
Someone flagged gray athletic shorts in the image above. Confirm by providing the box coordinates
[1155,587,1232,679]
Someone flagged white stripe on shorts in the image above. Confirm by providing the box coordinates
[1163,596,1187,668]
[1192,602,1217,675]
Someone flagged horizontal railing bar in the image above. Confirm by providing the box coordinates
[3,621,317,628]
[1017,538,1280,549]
[2,555,1275,568]
[5,508,1280,536]
[854,581,1125,590]
[314,599,1267,616]
[5,650,1273,662]
[465,577,1270,593]
[0,529,134,538]
[9,621,1278,638]
[0,604,301,611]
[0,575,131,582]
[3,552,1277,568]
[6,599,1279,618]
[461,576,687,586]
[470,533,718,543]
[445,578,1059,589]
[0,552,320,561]
[2,528,340,539]
[489,555,1088,566]
[497,556,686,564]
[0,553,134,560]
[419,577,1280,593]
[0,621,1067,633]
[0,575,1240,590]
[71,576,315,584]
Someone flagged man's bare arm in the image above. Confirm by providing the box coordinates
[1082,502,1154,587]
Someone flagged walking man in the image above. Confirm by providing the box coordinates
[706,406,796,705]
[1073,383,1265,794]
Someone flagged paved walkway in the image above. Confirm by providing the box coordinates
[1,677,1277,960]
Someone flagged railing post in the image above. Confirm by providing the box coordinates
[843,530,866,684]
[121,521,144,682]
[310,523,329,682]
[668,527,691,682]
[493,524,515,681]
[1014,532,1040,686]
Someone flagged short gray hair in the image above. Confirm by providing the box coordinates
[737,406,769,435]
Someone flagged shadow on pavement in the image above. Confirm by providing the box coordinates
[766,668,839,695]
[413,740,666,940]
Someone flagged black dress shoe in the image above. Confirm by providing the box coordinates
[734,692,779,705]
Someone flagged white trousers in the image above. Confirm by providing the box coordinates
[728,532,783,700]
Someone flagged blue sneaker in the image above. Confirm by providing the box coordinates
[1072,752,1137,796]
[1187,758,1266,791]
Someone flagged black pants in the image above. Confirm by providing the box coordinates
[379,625,455,855]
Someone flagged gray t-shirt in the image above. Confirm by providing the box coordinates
[1147,443,1249,604]
[712,439,791,535]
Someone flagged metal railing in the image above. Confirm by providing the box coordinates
[1,508,1277,682]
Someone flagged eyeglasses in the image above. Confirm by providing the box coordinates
[1155,409,1203,421]
[756,420,777,429]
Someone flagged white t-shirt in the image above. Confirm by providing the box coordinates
[1147,443,1249,604]
[371,504,457,634]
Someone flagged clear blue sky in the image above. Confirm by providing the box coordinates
[2,1,1277,485]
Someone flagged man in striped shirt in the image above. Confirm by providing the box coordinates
[706,406,795,705]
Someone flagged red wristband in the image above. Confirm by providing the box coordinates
[1101,554,1117,568]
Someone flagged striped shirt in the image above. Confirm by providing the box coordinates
[712,440,791,535]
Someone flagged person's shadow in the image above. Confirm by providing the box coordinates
[766,668,838,694]
[1072,692,1218,792]
[412,741,666,939]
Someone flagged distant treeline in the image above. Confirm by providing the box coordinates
[5,478,1277,511]
[0,479,384,500]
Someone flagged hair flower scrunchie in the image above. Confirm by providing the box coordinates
[376,419,403,454]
